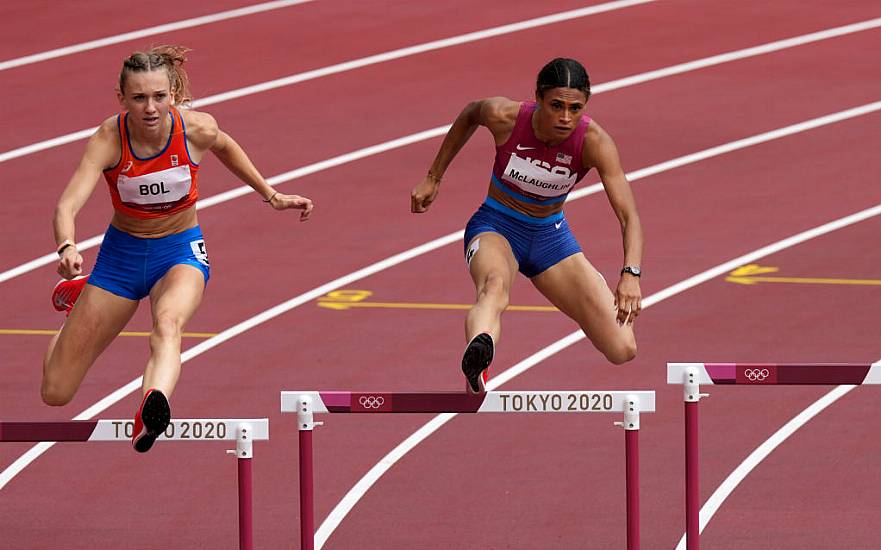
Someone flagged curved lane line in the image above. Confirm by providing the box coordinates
[672,377,879,549]
[0,0,653,164]
[2,101,878,491]
[315,204,881,548]
[0,1,316,71]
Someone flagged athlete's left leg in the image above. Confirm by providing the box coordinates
[142,264,205,398]
[130,264,204,452]
[531,253,636,365]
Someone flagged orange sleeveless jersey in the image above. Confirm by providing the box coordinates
[103,107,199,219]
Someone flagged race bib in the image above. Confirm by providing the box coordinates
[117,165,192,209]
[190,239,209,266]
[501,153,577,198]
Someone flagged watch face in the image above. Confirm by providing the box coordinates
[626,266,641,276]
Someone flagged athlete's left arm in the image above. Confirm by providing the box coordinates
[584,121,644,324]
[185,110,313,221]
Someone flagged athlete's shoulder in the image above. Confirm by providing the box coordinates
[94,115,121,140]
[179,109,219,149]
[582,119,621,170]
[583,118,613,148]
[478,97,521,124]
[84,115,122,168]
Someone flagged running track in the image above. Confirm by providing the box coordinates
[1,1,880,548]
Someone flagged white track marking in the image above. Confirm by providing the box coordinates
[314,203,881,548]
[2,100,878,495]
[672,383,869,549]
[4,10,880,166]
[0,0,653,165]
[2,44,879,283]
[0,0,316,71]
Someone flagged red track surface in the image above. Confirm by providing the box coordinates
[2,1,880,548]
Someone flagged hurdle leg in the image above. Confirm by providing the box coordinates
[298,396,318,550]
[616,395,641,550]
[684,368,708,550]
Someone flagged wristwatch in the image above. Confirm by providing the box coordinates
[621,266,641,277]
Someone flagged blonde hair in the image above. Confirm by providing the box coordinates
[118,45,193,106]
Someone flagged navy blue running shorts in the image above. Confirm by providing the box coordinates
[463,202,582,278]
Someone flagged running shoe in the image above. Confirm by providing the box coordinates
[132,389,171,453]
[51,275,89,315]
[462,333,494,394]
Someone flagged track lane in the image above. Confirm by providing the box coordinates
[312,114,881,548]
[3,2,881,548]
[0,0,259,59]
[0,0,636,152]
[3,106,877,548]
[2,10,880,278]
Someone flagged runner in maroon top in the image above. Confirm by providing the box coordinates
[411,58,645,393]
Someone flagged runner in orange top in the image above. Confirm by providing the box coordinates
[44,45,314,452]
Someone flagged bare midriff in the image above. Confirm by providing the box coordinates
[111,207,198,238]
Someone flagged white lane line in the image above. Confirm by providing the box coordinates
[314,203,881,549]
[0,0,316,72]
[671,379,877,550]
[3,22,879,286]
[0,0,653,165]
[4,9,879,166]
[2,100,877,492]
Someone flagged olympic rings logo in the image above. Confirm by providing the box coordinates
[743,368,770,382]
[358,395,385,408]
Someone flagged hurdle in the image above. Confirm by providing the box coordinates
[667,362,881,549]
[281,390,655,549]
[0,418,269,550]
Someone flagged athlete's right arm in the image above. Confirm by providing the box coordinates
[54,118,119,278]
[410,97,518,213]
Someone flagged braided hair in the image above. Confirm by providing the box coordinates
[118,45,193,106]
[536,58,590,100]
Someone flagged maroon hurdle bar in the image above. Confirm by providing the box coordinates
[282,390,655,549]
[1,418,268,550]
[668,362,881,549]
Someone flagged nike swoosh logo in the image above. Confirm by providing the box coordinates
[515,145,536,151]
[555,221,564,229]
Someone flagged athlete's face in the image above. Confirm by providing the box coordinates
[535,88,588,140]
[118,69,174,131]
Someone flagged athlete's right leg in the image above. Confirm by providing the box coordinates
[465,232,519,344]
[462,232,518,392]
[42,284,139,406]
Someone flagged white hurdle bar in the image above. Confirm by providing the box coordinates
[0,418,269,550]
[667,361,881,550]
[281,390,656,550]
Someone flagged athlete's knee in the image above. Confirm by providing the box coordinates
[477,274,509,311]
[604,340,637,365]
[151,314,183,342]
[590,332,636,365]
[41,378,74,406]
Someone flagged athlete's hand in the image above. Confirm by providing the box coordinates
[270,193,314,221]
[411,176,440,213]
[614,275,642,325]
[57,247,83,279]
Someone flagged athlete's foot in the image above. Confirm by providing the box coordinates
[132,389,171,453]
[462,333,494,394]
[51,275,89,315]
